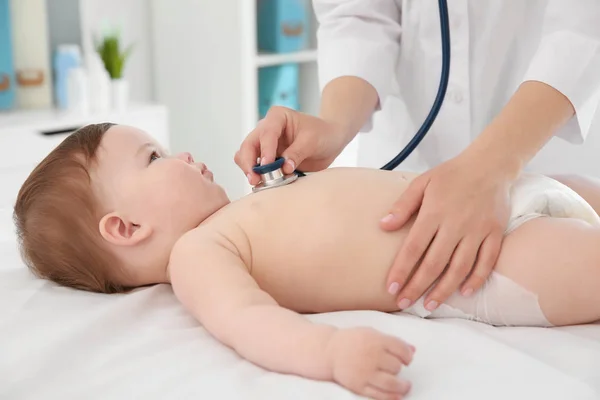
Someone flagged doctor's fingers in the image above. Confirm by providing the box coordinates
[280,128,322,173]
[258,106,293,165]
[461,230,503,294]
[385,211,438,297]
[395,226,460,310]
[381,177,429,231]
[235,136,262,185]
[423,236,481,307]
[235,115,286,182]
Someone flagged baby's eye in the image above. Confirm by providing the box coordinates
[149,151,161,163]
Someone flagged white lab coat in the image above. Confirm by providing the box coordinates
[314,0,600,172]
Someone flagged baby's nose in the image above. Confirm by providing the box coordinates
[176,152,194,163]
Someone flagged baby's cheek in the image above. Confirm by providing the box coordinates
[164,161,192,185]
[136,175,170,210]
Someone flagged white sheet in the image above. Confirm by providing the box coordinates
[1,235,599,400]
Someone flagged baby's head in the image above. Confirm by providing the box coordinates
[13,123,229,293]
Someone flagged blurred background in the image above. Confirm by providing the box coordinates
[0,0,328,203]
[0,0,598,211]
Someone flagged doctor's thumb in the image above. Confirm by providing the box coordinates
[281,135,314,174]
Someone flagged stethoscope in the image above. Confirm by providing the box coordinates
[253,0,450,193]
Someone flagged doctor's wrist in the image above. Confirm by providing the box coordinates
[460,141,523,182]
[317,117,357,153]
[318,76,378,144]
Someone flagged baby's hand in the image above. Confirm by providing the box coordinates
[328,327,414,400]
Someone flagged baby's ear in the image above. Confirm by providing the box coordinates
[99,212,152,247]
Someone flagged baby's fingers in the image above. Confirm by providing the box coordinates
[380,354,403,375]
[385,336,415,365]
[363,372,411,400]
[371,372,412,395]
[363,386,403,400]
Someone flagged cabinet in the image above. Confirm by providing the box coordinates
[0,0,15,110]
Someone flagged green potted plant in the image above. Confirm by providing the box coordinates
[96,31,133,112]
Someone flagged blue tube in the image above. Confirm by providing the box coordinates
[286,0,450,177]
[381,0,451,171]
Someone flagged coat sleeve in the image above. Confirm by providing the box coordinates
[313,0,402,132]
[522,0,600,144]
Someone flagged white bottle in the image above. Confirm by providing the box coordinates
[54,44,82,110]
[85,52,111,113]
[66,67,90,115]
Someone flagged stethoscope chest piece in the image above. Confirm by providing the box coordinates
[252,157,300,193]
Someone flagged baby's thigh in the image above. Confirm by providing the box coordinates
[493,216,600,326]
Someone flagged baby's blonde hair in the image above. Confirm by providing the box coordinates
[14,123,129,294]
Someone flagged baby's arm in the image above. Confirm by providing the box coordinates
[169,230,414,400]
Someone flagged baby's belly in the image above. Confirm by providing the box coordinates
[253,248,404,313]
[239,167,418,314]
[249,217,414,314]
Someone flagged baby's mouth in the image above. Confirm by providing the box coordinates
[196,162,214,181]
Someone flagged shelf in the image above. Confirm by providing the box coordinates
[0,103,167,133]
[255,49,317,67]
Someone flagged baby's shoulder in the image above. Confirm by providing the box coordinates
[168,220,249,283]
[171,211,250,264]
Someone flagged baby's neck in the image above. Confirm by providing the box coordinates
[196,198,233,227]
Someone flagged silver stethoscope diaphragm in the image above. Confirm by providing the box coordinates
[252,157,301,193]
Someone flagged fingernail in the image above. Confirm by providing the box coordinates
[400,380,412,394]
[381,213,394,223]
[425,300,438,311]
[409,345,416,353]
[247,173,252,183]
[398,298,412,309]
[286,159,296,171]
[462,287,473,297]
[260,157,266,165]
[388,282,400,295]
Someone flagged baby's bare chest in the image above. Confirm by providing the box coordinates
[224,174,409,311]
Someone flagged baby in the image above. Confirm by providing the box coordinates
[14,124,600,400]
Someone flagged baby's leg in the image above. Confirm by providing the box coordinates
[415,175,600,327]
[493,216,600,326]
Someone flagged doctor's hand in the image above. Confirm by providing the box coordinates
[234,106,348,186]
[381,153,513,311]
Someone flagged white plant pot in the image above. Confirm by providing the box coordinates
[87,53,111,113]
[111,78,129,112]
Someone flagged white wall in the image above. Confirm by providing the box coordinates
[527,119,600,177]
[46,0,82,54]
[150,0,246,199]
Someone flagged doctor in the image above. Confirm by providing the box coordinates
[235,1,600,311]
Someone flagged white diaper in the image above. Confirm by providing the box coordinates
[402,173,600,327]
[505,173,600,233]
